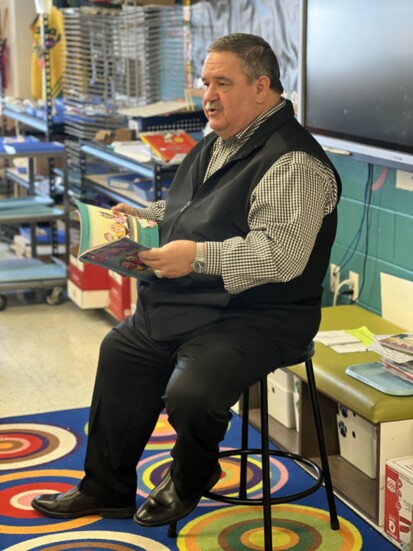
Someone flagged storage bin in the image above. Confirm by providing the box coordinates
[337,403,375,436]
[269,368,294,391]
[267,373,296,428]
[336,414,377,478]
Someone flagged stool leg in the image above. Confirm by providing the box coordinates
[239,388,250,499]
[305,359,340,530]
[168,520,178,538]
[260,378,273,551]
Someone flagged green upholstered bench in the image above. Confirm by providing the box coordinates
[288,304,412,424]
[285,304,413,526]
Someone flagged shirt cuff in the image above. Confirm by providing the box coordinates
[204,242,222,275]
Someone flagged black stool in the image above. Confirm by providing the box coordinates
[199,344,339,550]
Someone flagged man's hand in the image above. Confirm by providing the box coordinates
[111,203,140,217]
[139,240,197,278]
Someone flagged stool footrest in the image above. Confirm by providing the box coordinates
[204,448,324,506]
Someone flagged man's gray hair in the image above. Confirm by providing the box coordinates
[208,33,284,94]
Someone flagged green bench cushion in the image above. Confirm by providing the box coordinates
[288,305,413,424]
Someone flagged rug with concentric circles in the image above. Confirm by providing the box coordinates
[0,408,396,550]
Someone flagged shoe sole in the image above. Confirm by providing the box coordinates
[134,465,222,528]
[31,500,136,519]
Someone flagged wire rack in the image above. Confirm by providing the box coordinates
[62,3,185,140]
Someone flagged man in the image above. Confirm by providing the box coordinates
[32,33,341,528]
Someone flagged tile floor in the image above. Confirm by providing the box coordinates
[0,282,115,418]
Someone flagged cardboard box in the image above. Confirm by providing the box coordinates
[114,128,136,141]
[267,373,296,428]
[95,130,113,144]
[384,456,413,549]
[108,271,131,321]
[69,251,109,291]
[337,414,377,478]
[67,279,109,310]
[130,277,138,315]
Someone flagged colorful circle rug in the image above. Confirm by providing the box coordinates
[1,530,170,551]
[0,408,395,551]
[0,424,78,470]
[137,450,289,504]
[177,504,363,550]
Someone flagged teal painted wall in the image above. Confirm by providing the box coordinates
[323,155,413,315]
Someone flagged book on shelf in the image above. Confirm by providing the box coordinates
[76,201,159,280]
[378,333,413,355]
[139,130,197,163]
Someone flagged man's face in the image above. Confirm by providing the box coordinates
[201,51,262,140]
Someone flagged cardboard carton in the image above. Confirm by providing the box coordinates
[384,456,413,549]
[108,271,131,321]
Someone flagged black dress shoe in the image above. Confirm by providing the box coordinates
[134,463,222,527]
[31,487,136,519]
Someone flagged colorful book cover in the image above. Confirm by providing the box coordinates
[139,130,196,163]
[76,200,158,280]
[379,333,413,355]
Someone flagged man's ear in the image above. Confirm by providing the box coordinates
[256,75,271,103]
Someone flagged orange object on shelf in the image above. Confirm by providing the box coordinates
[139,130,197,163]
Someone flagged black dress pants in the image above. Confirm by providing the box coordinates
[79,314,305,506]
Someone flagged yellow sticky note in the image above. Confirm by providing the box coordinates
[345,326,375,346]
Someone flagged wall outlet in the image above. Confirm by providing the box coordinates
[330,263,340,292]
[349,271,359,301]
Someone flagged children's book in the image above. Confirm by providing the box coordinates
[76,201,159,279]
[139,130,197,163]
[378,333,413,355]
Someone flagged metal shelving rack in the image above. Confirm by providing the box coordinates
[80,140,178,207]
[0,9,70,309]
[0,142,70,310]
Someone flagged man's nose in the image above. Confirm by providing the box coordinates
[203,84,218,102]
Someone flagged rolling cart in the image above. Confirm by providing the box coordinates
[0,139,70,310]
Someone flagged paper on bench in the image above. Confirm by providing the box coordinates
[332,342,369,353]
[315,330,361,346]
[315,327,372,353]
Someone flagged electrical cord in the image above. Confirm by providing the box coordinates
[332,163,374,304]
[333,278,353,307]
[334,164,373,274]
[356,169,373,302]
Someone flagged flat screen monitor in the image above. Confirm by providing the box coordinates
[298,0,413,172]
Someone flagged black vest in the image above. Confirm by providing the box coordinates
[135,100,342,340]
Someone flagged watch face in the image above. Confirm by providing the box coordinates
[193,259,206,273]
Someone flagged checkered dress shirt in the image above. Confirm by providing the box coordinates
[137,100,338,294]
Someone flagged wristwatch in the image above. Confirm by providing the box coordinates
[191,242,206,273]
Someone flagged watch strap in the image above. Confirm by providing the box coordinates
[194,242,206,262]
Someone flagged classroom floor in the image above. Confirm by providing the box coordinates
[0,274,115,419]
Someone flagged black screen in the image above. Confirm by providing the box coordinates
[301,0,413,167]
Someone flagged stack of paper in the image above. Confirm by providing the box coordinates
[315,326,373,353]
[370,333,413,384]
